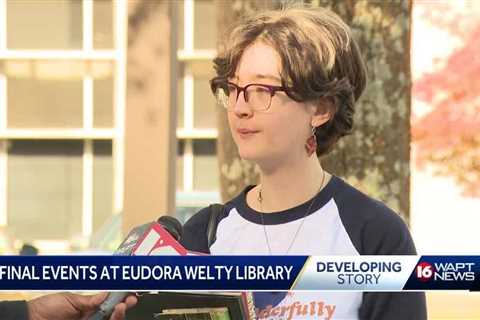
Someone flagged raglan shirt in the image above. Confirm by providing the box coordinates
[181,175,427,320]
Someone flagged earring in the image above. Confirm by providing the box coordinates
[305,126,317,157]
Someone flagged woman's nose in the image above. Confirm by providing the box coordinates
[232,91,253,118]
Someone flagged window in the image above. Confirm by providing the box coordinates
[0,0,126,252]
[7,0,83,50]
[176,0,220,222]
[7,140,83,241]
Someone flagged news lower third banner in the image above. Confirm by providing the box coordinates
[0,256,479,291]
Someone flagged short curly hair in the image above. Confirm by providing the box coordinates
[213,6,367,156]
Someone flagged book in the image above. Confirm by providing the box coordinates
[154,307,231,320]
[127,291,255,320]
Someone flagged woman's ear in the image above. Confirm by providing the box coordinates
[310,98,333,127]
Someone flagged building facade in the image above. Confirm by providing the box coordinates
[0,0,219,253]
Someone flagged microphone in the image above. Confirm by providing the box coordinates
[132,216,185,256]
[88,215,185,320]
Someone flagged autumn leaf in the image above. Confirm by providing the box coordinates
[412,1,480,197]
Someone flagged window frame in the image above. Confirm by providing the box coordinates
[0,0,127,248]
[176,0,220,207]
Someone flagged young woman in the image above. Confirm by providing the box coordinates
[180,6,426,320]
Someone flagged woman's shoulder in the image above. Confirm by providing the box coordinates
[331,176,417,255]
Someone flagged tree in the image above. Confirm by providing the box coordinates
[412,1,480,197]
[216,0,412,222]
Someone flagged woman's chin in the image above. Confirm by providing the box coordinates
[237,147,262,162]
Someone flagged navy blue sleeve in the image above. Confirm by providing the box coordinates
[360,200,417,255]
[0,300,29,319]
[358,203,427,320]
[334,181,427,320]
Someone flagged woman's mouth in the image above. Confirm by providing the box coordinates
[237,128,259,139]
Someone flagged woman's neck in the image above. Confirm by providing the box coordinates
[248,155,331,213]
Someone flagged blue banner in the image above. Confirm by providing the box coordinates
[403,256,480,291]
[0,255,479,291]
[0,256,306,290]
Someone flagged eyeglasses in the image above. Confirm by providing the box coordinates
[210,77,290,112]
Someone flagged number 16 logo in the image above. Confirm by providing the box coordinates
[416,262,434,282]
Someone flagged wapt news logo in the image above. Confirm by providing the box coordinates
[415,261,475,282]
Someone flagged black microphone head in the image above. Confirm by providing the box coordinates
[157,216,183,241]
